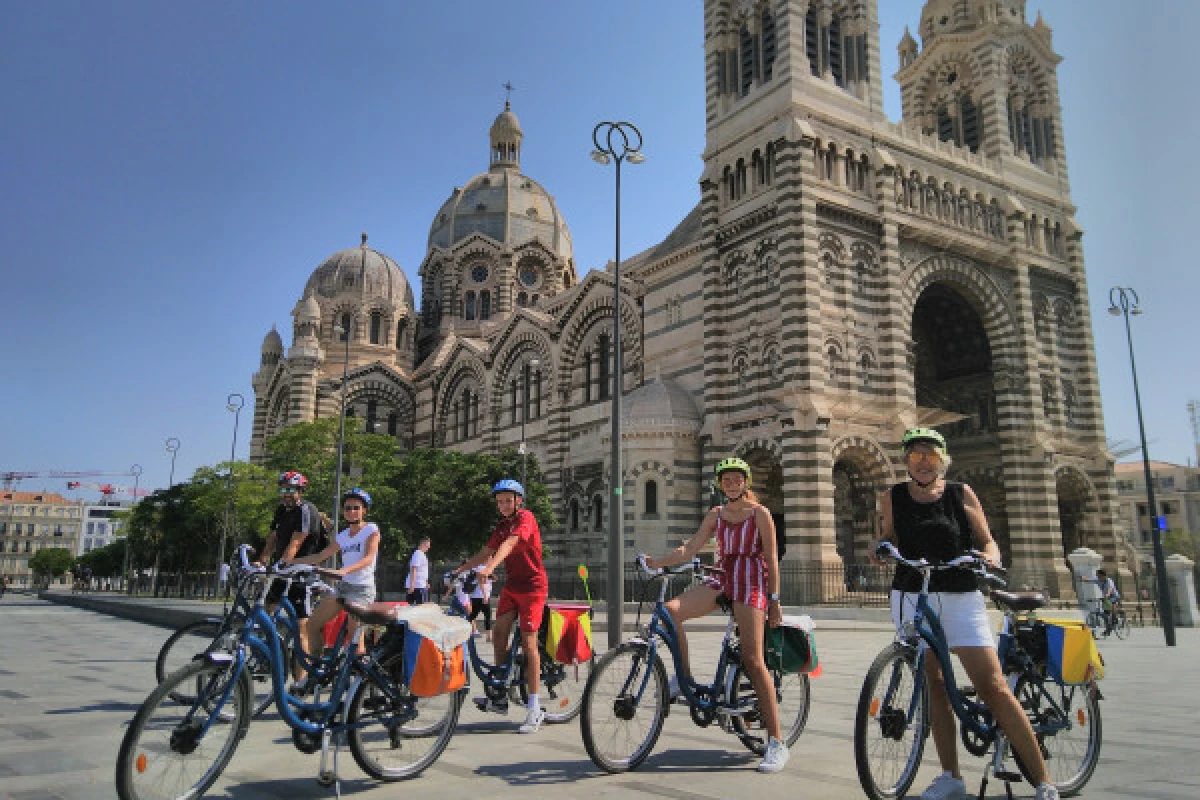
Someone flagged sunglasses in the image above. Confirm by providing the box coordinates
[906,450,940,463]
[279,487,300,495]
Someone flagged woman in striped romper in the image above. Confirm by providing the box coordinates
[643,457,788,773]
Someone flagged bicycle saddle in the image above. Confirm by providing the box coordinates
[341,600,405,626]
[990,590,1047,612]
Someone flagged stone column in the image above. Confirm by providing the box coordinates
[1165,555,1198,627]
[1066,547,1102,614]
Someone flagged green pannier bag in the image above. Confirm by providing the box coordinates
[765,615,818,674]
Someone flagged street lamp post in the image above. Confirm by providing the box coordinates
[333,322,352,535]
[165,438,180,487]
[520,357,540,488]
[1108,286,1175,646]
[216,394,244,591]
[592,120,644,648]
[123,464,142,593]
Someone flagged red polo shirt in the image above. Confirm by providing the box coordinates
[486,508,547,593]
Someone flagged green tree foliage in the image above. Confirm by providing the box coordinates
[76,538,126,578]
[1163,529,1198,563]
[387,446,556,562]
[29,547,75,580]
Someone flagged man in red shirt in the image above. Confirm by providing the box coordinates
[455,479,548,733]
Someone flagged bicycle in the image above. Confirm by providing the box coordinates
[580,555,811,773]
[1085,600,1129,641]
[443,572,592,724]
[154,566,317,717]
[115,545,468,800]
[855,542,1102,799]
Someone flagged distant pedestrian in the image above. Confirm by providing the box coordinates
[405,536,431,605]
[467,568,494,639]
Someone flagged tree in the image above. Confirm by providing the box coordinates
[76,539,126,578]
[29,547,75,584]
[386,447,557,562]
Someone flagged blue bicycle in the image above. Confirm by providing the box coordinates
[116,546,467,800]
[854,542,1102,798]
[580,556,810,772]
[444,572,592,723]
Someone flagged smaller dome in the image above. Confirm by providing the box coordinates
[261,326,283,354]
[303,233,412,310]
[490,103,523,140]
[621,378,702,432]
[293,292,321,321]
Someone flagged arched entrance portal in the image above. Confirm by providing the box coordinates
[1056,467,1095,560]
[832,439,892,589]
[741,446,783,513]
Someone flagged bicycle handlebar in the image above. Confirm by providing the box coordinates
[635,553,705,578]
[875,541,1007,587]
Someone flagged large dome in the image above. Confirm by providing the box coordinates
[303,234,414,309]
[426,104,573,262]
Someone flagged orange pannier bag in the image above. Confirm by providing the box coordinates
[387,603,473,697]
[544,602,593,665]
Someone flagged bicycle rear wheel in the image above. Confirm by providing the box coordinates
[581,642,668,773]
[116,660,252,800]
[1114,611,1131,640]
[854,643,930,800]
[157,619,279,718]
[346,652,462,780]
[519,653,593,723]
[1012,677,1102,796]
[728,664,810,754]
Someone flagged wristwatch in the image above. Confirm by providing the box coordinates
[768,592,780,603]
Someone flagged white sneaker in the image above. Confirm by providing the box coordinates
[517,707,546,734]
[919,772,967,799]
[1035,783,1060,800]
[756,737,789,773]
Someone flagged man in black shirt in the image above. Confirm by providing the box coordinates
[258,471,324,680]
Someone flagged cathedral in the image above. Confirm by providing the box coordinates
[250,0,1120,597]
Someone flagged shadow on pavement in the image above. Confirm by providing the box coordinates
[222,777,377,799]
[473,757,604,786]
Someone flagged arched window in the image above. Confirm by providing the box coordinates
[338,313,351,342]
[480,291,491,320]
[644,479,658,515]
[961,95,980,152]
[387,412,397,436]
[471,393,479,436]
[739,24,754,95]
[465,291,476,321]
[369,312,383,344]
[854,263,867,296]
[517,291,528,307]
[592,496,603,531]
[805,6,820,76]
[460,390,471,440]
[395,320,406,351]
[534,369,543,418]
[598,334,611,400]
[827,346,840,384]
[828,14,843,86]
[366,398,378,433]
[583,350,593,402]
[859,352,874,387]
[570,499,580,531]
[761,9,776,82]
[509,380,518,425]
[449,401,459,443]
[733,352,748,385]
[736,159,747,199]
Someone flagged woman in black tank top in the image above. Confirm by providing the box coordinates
[873,428,1059,798]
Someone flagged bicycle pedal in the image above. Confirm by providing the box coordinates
[993,770,1022,782]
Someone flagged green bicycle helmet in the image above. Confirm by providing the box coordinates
[901,427,947,453]
[715,456,752,485]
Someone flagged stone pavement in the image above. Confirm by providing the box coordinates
[2,590,1198,799]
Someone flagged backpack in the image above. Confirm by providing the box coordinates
[299,501,331,556]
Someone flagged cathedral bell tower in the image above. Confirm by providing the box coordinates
[897,0,1066,173]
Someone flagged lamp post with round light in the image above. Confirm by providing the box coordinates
[333,321,352,535]
[216,393,244,591]
[164,438,180,487]
[592,120,644,647]
[1108,287,1175,646]
[520,357,540,488]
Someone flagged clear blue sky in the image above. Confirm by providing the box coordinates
[2,1,1196,500]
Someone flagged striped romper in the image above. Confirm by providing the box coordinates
[702,506,769,612]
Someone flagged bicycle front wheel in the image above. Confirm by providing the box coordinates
[1012,677,1102,796]
[581,642,668,773]
[116,660,252,800]
[346,652,462,781]
[854,643,930,800]
[1114,611,1131,640]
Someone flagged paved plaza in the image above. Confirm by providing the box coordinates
[1,590,1198,799]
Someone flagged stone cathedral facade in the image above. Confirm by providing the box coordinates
[251,0,1121,596]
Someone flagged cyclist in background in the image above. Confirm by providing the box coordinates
[872,428,1059,800]
[1090,568,1121,636]
[643,456,788,774]
[454,479,548,734]
[284,488,380,693]
[257,471,324,682]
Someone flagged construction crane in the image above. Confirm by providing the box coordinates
[64,481,150,498]
[1,470,134,492]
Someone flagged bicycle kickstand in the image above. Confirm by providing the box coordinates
[316,728,343,799]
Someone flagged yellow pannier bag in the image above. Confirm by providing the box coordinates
[1039,617,1105,685]
[544,603,593,665]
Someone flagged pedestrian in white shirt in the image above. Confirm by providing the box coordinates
[405,536,431,605]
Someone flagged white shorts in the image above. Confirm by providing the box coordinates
[336,580,376,606]
[890,589,994,649]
